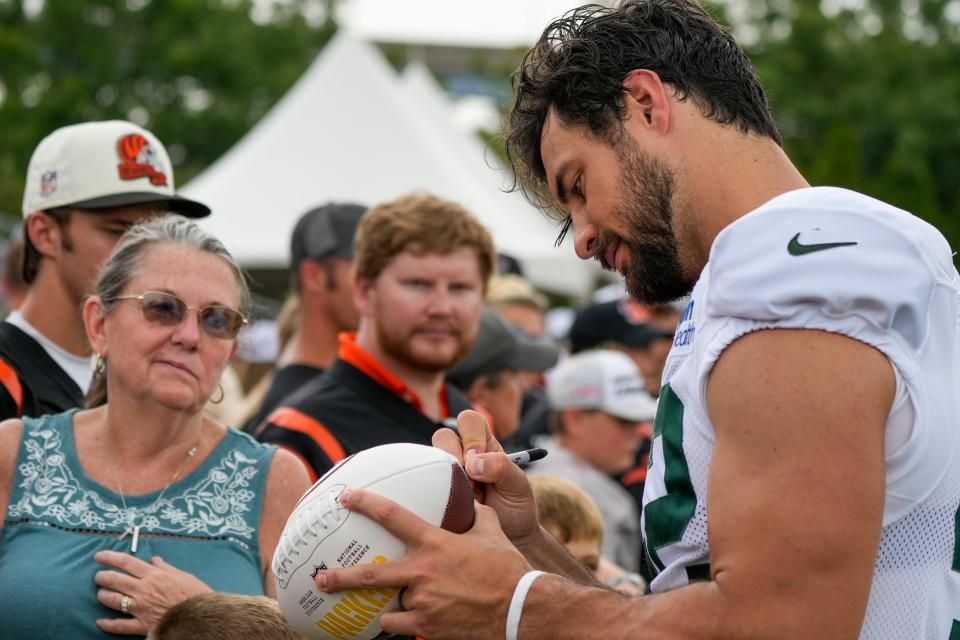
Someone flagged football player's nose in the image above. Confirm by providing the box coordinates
[573,220,600,260]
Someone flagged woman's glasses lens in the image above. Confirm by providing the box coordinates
[199,307,244,339]
[133,293,244,339]
[141,293,186,325]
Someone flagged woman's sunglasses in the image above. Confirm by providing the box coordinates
[111,291,247,340]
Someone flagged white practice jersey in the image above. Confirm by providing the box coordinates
[640,187,960,638]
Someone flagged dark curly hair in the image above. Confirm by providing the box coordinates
[506,0,781,211]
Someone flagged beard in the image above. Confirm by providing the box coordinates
[593,136,693,304]
[375,317,472,374]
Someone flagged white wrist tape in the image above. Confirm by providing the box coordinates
[505,570,546,640]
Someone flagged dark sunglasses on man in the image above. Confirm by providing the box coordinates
[111,291,247,340]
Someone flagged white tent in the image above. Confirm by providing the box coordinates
[183,33,599,297]
[338,0,597,49]
[396,61,604,294]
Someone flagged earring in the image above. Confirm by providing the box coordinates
[95,354,106,375]
[210,383,225,405]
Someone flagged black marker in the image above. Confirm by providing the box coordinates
[444,424,547,467]
[508,448,548,467]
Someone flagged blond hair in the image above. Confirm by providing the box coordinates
[530,475,604,544]
[147,594,305,640]
[353,193,495,287]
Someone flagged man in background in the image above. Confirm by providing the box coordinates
[566,298,673,561]
[568,298,674,397]
[254,193,492,480]
[0,120,208,419]
[446,306,558,443]
[528,349,657,573]
[487,273,550,339]
[242,203,366,432]
[486,272,558,441]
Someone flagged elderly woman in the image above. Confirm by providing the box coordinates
[0,216,311,638]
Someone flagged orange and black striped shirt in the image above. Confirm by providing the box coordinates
[253,333,472,482]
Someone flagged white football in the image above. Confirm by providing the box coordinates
[273,442,475,639]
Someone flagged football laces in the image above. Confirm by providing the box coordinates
[273,486,347,581]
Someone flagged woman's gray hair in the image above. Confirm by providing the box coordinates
[85,214,250,408]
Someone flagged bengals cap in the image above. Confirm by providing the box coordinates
[21,120,209,218]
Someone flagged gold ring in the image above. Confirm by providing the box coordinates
[120,594,133,615]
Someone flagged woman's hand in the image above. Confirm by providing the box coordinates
[94,551,212,635]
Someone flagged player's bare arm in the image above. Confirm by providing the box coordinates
[522,327,894,638]
[518,328,893,639]
[707,328,890,633]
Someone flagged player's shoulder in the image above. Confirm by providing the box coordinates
[706,187,954,345]
[712,186,951,272]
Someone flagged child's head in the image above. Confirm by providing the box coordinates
[148,593,305,640]
[529,475,604,571]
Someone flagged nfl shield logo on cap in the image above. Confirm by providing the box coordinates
[39,171,57,197]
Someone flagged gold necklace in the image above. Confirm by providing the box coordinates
[111,427,204,553]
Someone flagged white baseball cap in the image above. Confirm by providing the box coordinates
[22,120,209,217]
[546,349,658,422]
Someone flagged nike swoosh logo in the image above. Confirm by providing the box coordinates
[787,233,858,256]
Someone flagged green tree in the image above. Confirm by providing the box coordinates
[720,0,960,253]
[0,0,334,219]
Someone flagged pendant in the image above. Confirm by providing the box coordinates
[118,524,142,553]
[131,524,141,553]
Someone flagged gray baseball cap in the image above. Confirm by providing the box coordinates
[290,202,367,268]
[447,307,559,389]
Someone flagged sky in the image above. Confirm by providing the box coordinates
[336,0,611,49]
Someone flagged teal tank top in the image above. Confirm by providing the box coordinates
[0,410,276,639]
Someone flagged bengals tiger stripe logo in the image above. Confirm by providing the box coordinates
[116,133,168,186]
